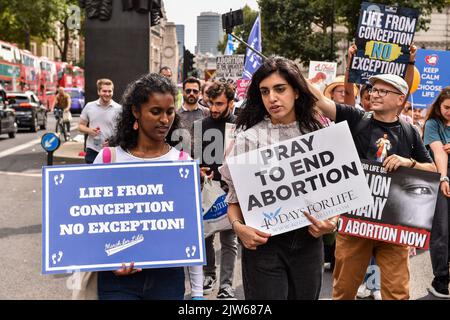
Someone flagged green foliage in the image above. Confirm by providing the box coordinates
[0,0,61,49]
[335,0,449,41]
[257,0,448,65]
[258,0,342,65]
[0,0,81,61]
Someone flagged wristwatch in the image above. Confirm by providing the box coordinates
[440,176,449,183]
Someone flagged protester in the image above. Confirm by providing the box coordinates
[423,86,450,298]
[412,106,426,137]
[54,87,72,139]
[78,79,122,164]
[310,73,436,300]
[177,77,209,131]
[345,44,417,299]
[403,101,413,117]
[159,66,173,79]
[93,73,203,300]
[199,81,213,108]
[220,56,339,300]
[324,75,359,107]
[192,81,238,300]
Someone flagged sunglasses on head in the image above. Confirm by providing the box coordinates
[185,89,199,94]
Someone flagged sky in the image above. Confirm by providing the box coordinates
[163,0,259,52]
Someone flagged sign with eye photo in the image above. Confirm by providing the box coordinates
[339,160,440,249]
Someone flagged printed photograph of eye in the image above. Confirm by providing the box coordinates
[382,170,439,231]
[403,185,433,195]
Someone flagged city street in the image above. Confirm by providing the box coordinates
[0,113,442,300]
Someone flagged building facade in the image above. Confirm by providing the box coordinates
[414,6,450,51]
[150,6,179,83]
[176,25,185,58]
[197,12,223,55]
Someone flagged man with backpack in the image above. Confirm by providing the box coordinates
[310,74,436,300]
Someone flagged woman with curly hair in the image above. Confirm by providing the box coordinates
[219,57,339,300]
[93,73,203,300]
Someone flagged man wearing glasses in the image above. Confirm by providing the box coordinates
[178,77,210,131]
[309,73,436,300]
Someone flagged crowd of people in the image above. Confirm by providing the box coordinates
[71,51,450,300]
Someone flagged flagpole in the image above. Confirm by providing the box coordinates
[228,33,267,60]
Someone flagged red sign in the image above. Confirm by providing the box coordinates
[235,79,250,101]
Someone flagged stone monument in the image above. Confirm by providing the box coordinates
[80,0,163,102]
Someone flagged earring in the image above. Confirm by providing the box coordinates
[133,120,139,131]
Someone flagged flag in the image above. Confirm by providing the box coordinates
[243,15,262,80]
[224,34,235,55]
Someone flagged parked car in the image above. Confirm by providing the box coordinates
[6,91,47,132]
[64,87,85,114]
[0,86,17,138]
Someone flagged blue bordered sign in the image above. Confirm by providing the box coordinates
[42,160,205,274]
[41,133,61,153]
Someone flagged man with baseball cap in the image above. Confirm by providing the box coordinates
[308,74,436,300]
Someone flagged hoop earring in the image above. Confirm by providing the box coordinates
[133,120,139,131]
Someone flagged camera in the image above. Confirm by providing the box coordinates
[222,9,244,34]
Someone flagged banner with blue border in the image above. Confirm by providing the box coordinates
[42,160,205,274]
[411,49,450,109]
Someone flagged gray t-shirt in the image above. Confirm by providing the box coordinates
[177,104,209,131]
[80,99,122,152]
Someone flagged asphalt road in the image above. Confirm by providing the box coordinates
[0,114,442,300]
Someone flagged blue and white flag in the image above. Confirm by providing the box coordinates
[224,34,235,55]
[243,15,262,80]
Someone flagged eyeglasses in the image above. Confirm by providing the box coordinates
[369,88,403,97]
[185,89,199,94]
[333,90,346,95]
[207,101,227,108]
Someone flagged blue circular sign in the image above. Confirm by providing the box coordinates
[41,133,61,153]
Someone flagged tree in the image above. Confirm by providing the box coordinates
[0,0,83,62]
[0,0,61,50]
[335,0,449,42]
[183,48,195,81]
[49,0,84,62]
[258,0,342,65]
[257,0,448,66]
[217,5,259,55]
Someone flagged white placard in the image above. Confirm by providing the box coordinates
[226,121,373,236]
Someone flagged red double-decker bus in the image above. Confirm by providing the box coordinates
[0,40,22,92]
[73,66,85,89]
[1,38,85,109]
[56,61,74,88]
[19,49,41,94]
[40,57,58,109]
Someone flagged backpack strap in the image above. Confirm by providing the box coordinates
[398,117,416,153]
[178,150,189,161]
[102,147,116,164]
[353,111,373,137]
[353,111,416,155]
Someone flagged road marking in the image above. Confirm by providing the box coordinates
[0,125,79,159]
[0,138,42,159]
[0,171,41,178]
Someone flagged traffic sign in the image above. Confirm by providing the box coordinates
[41,133,61,153]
